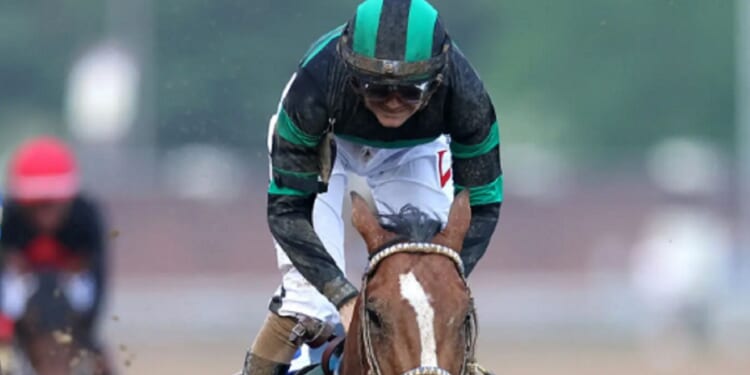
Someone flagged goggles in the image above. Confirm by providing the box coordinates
[352,78,436,104]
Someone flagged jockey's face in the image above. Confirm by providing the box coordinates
[364,95,420,128]
[22,200,72,233]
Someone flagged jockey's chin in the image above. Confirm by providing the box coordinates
[365,97,420,128]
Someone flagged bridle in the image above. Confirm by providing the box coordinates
[359,241,481,375]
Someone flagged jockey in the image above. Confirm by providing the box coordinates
[0,136,113,373]
[242,0,503,374]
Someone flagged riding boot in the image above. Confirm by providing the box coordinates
[240,313,299,375]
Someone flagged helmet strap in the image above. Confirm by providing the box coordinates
[416,72,444,111]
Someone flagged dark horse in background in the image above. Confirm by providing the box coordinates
[5,270,106,375]
[329,191,492,375]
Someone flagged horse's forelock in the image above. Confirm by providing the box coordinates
[378,204,442,243]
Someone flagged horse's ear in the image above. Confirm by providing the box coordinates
[433,190,471,252]
[351,192,397,255]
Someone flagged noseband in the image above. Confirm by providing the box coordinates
[360,242,480,375]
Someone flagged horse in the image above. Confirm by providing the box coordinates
[11,270,106,375]
[335,190,491,375]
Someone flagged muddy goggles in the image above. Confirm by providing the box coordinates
[351,77,438,104]
[339,34,449,104]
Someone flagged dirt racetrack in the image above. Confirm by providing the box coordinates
[99,276,749,375]
[113,339,749,375]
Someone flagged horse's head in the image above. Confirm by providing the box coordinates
[348,191,475,375]
[15,270,98,375]
[21,271,75,333]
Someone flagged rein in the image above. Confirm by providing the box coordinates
[359,242,480,375]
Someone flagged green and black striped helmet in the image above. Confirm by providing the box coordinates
[338,0,451,83]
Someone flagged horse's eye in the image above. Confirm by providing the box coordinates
[366,306,383,329]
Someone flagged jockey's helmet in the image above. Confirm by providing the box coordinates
[7,136,80,203]
[338,0,450,104]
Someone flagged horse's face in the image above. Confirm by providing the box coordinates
[16,271,98,375]
[365,253,471,374]
[351,191,473,375]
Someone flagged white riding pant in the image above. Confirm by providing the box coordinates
[269,134,455,324]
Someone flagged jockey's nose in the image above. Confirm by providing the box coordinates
[383,97,404,110]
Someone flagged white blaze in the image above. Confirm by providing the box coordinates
[399,271,437,367]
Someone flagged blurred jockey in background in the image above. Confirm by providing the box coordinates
[0,136,113,373]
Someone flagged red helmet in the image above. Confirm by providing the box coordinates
[7,136,80,202]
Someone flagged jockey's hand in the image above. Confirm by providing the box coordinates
[338,298,357,333]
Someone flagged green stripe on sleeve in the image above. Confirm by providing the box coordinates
[405,0,439,62]
[272,167,318,179]
[268,179,311,197]
[450,121,500,159]
[455,175,504,206]
[276,109,320,148]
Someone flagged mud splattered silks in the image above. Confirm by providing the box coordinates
[267,28,503,308]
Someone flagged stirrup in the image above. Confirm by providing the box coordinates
[288,315,335,348]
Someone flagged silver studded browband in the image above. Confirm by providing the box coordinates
[401,367,454,375]
[366,242,465,279]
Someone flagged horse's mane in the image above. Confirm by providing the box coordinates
[378,204,442,243]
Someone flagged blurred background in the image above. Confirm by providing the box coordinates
[1,0,749,374]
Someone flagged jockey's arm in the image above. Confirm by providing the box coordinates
[462,203,501,275]
[0,204,28,273]
[266,68,359,310]
[446,47,503,276]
